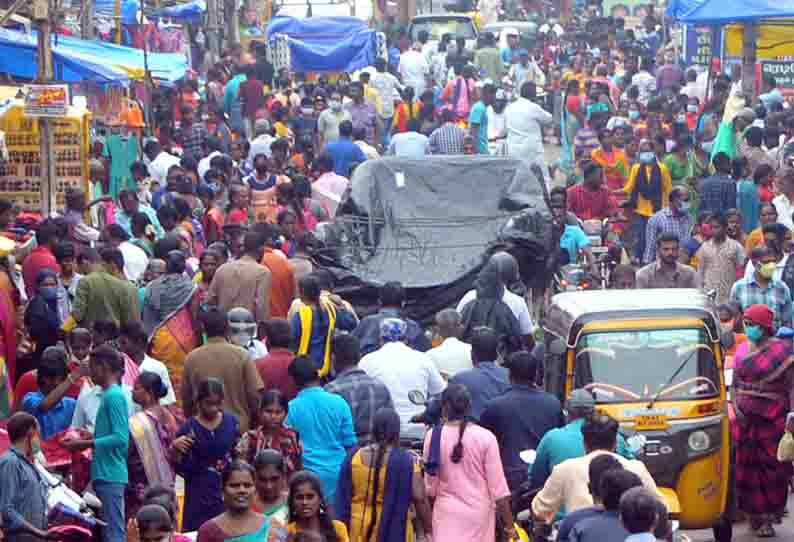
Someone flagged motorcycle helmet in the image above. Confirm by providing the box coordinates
[228,307,256,348]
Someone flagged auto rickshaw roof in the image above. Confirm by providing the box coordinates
[544,289,720,346]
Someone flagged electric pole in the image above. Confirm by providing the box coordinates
[80,0,94,39]
[206,0,221,63]
[34,0,56,217]
[225,0,240,46]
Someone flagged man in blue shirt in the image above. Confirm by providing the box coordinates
[442,326,509,420]
[550,187,599,276]
[287,355,357,504]
[21,347,78,440]
[324,120,368,177]
[531,389,635,490]
[481,350,564,490]
[0,412,49,542]
[468,83,496,155]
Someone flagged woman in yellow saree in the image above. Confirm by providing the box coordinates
[142,250,199,406]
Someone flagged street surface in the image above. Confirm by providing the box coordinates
[684,502,794,542]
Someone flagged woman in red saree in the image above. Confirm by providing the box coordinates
[732,304,794,537]
[142,251,200,407]
[128,371,178,519]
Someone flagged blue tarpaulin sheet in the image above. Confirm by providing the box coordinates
[0,28,129,85]
[266,16,377,73]
[152,0,206,22]
[95,0,141,24]
[52,34,188,84]
[666,0,705,19]
[671,0,794,23]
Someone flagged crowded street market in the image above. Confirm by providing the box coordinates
[0,0,793,541]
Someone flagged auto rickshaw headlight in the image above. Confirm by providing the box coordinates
[688,430,711,452]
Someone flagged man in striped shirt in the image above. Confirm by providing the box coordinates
[429,108,466,154]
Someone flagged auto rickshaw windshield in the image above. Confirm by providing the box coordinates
[573,328,721,403]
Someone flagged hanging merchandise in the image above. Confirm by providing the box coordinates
[104,127,140,200]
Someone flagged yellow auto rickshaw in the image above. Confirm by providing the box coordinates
[543,289,731,540]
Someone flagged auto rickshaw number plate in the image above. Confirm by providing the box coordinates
[634,414,670,430]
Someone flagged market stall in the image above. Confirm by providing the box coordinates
[0,101,91,213]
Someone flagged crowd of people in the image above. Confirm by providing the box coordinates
[2,2,794,542]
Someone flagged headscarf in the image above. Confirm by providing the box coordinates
[629,138,663,212]
[142,271,196,337]
[460,265,522,353]
[27,269,61,334]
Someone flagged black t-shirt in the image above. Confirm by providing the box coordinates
[254,59,274,88]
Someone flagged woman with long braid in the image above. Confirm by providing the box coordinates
[336,408,432,542]
[423,384,515,542]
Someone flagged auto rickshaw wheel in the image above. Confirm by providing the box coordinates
[713,515,733,542]
[713,443,737,542]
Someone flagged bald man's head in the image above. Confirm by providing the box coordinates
[436,308,462,339]
[144,258,167,284]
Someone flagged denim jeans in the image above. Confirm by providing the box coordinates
[379,115,393,148]
[94,480,126,542]
[631,214,649,262]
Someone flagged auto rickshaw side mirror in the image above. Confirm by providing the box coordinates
[544,337,568,397]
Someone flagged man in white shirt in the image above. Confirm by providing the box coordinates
[388,120,430,158]
[532,415,661,522]
[370,58,403,145]
[119,321,177,406]
[197,136,223,181]
[506,82,553,185]
[631,59,657,106]
[103,224,149,283]
[359,318,446,440]
[144,139,181,188]
[680,68,705,103]
[399,42,430,98]
[426,309,472,379]
[774,169,794,231]
[248,119,275,166]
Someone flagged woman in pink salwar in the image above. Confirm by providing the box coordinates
[423,384,516,542]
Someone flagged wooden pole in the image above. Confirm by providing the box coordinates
[207,0,220,63]
[115,0,122,44]
[36,0,56,217]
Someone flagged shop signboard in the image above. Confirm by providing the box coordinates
[23,84,70,117]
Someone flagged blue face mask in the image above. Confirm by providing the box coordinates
[639,151,656,164]
[745,324,764,343]
[628,110,640,120]
[39,286,58,302]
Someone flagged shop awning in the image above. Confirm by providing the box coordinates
[51,34,188,84]
[152,0,206,22]
[0,29,129,85]
[672,0,794,24]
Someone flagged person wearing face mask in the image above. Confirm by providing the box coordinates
[228,307,268,361]
[24,270,62,364]
[0,412,50,542]
[730,303,794,538]
[317,92,352,149]
[623,139,673,264]
[730,246,793,330]
[20,346,78,439]
[641,186,693,265]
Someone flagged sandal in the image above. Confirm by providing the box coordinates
[756,523,776,538]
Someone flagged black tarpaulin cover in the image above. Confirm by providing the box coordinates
[319,156,553,323]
